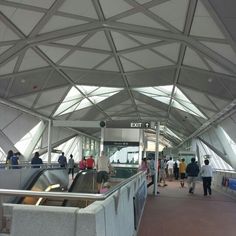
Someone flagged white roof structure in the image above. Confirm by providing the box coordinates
[1,0,236,151]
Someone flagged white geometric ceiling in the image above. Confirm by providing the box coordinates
[1,0,236,146]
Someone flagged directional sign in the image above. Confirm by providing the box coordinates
[106,120,151,129]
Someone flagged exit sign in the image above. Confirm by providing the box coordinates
[106,120,151,129]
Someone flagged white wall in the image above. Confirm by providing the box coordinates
[9,172,147,236]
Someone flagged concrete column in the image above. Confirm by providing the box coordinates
[47,120,52,164]
[154,122,160,195]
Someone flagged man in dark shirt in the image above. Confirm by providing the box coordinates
[186,158,199,194]
[58,152,67,168]
[31,152,43,168]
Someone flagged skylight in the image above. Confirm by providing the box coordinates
[15,122,42,154]
[166,127,183,141]
[134,85,206,119]
[54,85,122,116]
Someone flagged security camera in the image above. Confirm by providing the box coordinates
[100,121,106,127]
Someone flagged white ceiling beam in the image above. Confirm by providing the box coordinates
[177,99,236,147]
[92,0,141,120]
[29,0,66,37]
[32,46,113,120]
[53,120,101,128]
[0,97,50,121]
[124,0,180,33]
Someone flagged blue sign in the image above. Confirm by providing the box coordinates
[228,178,236,191]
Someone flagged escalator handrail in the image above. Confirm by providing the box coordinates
[16,167,67,204]
[0,171,146,202]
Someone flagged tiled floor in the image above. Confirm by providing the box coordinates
[138,180,236,236]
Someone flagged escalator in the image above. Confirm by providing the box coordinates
[16,168,69,205]
[62,170,98,208]
[16,169,98,208]
[42,170,98,207]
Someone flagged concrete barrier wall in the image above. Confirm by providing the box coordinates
[9,173,147,236]
[212,171,236,198]
[0,169,37,190]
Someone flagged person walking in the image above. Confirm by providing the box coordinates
[58,152,67,168]
[147,156,160,194]
[179,158,187,187]
[167,157,174,181]
[68,154,75,179]
[158,157,167,187]
[31,152,43,168]
[186,157,199,194]
[200,159,213,196]
[96,151,111,193]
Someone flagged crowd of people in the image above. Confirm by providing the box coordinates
[4,149,213,196]
[140,155,213,197]
[5,149,112,193]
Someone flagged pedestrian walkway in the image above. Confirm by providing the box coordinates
[138,180,236,236]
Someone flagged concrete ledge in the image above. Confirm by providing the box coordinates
[10,205,78,236]
[76,202,105,236]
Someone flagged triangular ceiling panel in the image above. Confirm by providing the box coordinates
[111,31,140,50]
[54,85,123,116]
[37,105,58,117]
[190,0,225,39]
[82,31,111,51]
[11,93,38,108]
[35,86,69,109]
[38,45,70,63]
[134,85,206,119]
[199,107,216,118]
[120,57,144,72]
[205,58,233,75]
[7,0,55,9]
[60,51,109,69]
[96,57,119,72]
[179,85,218,111]
[54,35,88,46]
[0,45,12,55]
[0,77,11,97]
[135,0,152,4]
[59,0,98,19]
[122,49,173,68]
[0,6,44,35]
[118,12,167,30]
[183,47,209,70]
[154,43,180,62]
[99,0,133,18]
[201,41,236,65]
[19,49,49,71]
[149,0,189,31]
[9,69,52,97]
[0,21,20,41]
[127,34,160,44]
[39,15,88,33]
[208,95,230,110]
[0,56,18,75]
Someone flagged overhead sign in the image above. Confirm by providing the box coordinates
[106,120,151,129]
[104,141,139,146]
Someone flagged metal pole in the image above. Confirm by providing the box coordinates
[47,119,52,164]
[100,127,105,153]
[154,122,160,196]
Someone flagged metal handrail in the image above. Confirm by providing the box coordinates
[0,171,145,202]
[214,169,236,173]
[0,162,61,169]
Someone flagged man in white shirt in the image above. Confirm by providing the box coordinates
[200,159,213,196]
[96,151,111,193]
[167,157,174,181]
